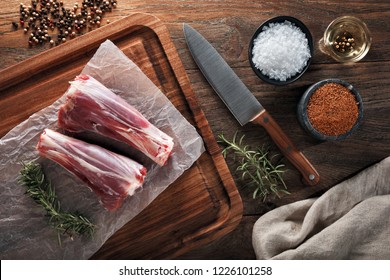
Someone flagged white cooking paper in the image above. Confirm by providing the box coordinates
[0,40,205,259]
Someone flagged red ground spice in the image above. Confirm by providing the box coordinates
[307,83,359,136]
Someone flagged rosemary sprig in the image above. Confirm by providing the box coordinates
[218,132,289,201]
[19,161,95,241]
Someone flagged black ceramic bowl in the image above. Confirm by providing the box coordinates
[248,16,314,85]
[297,79,363,141]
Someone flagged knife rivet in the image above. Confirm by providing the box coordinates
[309,174,315,181]
[263,117,269,123]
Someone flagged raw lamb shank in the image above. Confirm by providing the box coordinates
[36,129,147,211]
[58,74,174,166]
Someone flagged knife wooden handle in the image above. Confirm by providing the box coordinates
[252,110,320,186]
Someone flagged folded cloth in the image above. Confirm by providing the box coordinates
[252,156,390,260]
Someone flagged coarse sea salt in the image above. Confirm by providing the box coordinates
[251,20,311,82]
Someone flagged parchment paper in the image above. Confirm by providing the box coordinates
[0,40,205,259]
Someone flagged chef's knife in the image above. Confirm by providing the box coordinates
[183,24,319,186]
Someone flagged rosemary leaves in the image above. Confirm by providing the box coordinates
[19,161,95,240]
[218,132,289,201]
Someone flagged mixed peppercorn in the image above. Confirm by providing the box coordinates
[332,31,356,53]
[12,0,118,47]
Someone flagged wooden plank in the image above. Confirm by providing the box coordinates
[0,13,243,259]
[177,215,259,260]
[1,1,390,70]
[189,60,390,214]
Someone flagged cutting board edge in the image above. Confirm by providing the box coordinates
[0,13,158,91]
[0,12,244,259]
[151,14,244,251]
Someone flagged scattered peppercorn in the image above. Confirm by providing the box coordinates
[307,83,359,136]
[13,0,118,47]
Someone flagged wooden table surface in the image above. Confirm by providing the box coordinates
[1,0,390,259]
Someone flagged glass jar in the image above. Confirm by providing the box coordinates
[323,16,371,63]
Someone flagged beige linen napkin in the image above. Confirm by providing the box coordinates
[252,156,390,259]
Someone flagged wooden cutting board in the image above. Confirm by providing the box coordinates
[0,13,242,259]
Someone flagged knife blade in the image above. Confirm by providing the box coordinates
[183,23,319,186]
